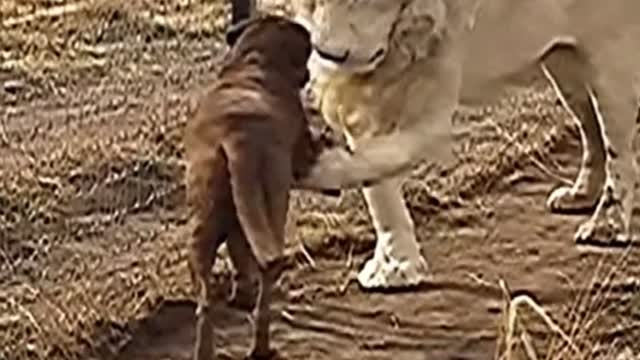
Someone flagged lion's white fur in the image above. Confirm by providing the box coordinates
[293,0,640,288]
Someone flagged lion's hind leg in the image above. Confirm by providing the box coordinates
[572,68,638,244]
[541,39,639,244]
[541,45,606,213]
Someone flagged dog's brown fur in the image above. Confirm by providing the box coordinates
[183,15,315,360]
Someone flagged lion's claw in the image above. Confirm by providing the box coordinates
[574,200,631,245]
[547,185,599,214]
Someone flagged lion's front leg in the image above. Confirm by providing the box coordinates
[357,176,429,289]
[573,77,638,245]
[295,113,455,191]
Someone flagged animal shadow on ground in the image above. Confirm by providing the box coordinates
[116,296,280,360]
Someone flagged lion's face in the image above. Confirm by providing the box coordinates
[293,0,405,74]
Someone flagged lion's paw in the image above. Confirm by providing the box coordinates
[546,185,599,213]
[574,202,631,245]
[357,253,429,290]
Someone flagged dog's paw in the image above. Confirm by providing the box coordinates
[246,347,277,360]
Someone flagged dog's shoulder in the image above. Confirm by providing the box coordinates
[208,71,274,118]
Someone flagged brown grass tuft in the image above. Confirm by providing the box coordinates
[495,248,637,360]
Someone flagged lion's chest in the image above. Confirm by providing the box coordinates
[316,76,402,144]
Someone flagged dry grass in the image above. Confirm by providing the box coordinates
[1,1,230,358]
[2,1,636,359]
[1,0,568,357]
[495,248,638,360]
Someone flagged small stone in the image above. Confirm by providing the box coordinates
[3,79,25,94]
[79,44,108,57]
[614,347,636,360]
[150,64,164,75]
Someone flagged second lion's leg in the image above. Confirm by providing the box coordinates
[357,175,428,289]
[573,71,638,244]
[542,45,606,213]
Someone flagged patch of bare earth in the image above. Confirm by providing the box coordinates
[1,1,639,360]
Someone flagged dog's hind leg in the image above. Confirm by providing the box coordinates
[224,137,283,270]
[189,205,230,360]
[542,44,607,213]
[250,148,291,359]
[248,259,282,360]
[226,139,291,359]
[227,231,259,311]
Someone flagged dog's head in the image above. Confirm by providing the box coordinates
[225,15,312,87]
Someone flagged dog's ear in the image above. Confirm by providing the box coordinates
[225,18,255,47]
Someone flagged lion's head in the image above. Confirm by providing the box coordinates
[292,0,447,75]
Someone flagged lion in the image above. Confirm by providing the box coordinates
[184,15,319,360]
[290,0,640,290]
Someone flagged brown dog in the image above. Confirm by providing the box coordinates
[183,15,316,360]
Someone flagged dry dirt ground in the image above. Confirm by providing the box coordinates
[1,1,639,360]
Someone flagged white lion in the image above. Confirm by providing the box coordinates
[291,0,640,290]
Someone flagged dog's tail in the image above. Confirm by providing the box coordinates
[221,138,282,270]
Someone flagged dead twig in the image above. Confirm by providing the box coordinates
[298,241,317,270]
[8,297,44,338]
[345,242,354,269]
[2,2,91,28]
[280,309,295,323]
[499,279,580,360]
[486,117,572,186]
[520,330,538,360]
[0,117,10,147]
[338,272,355,295]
